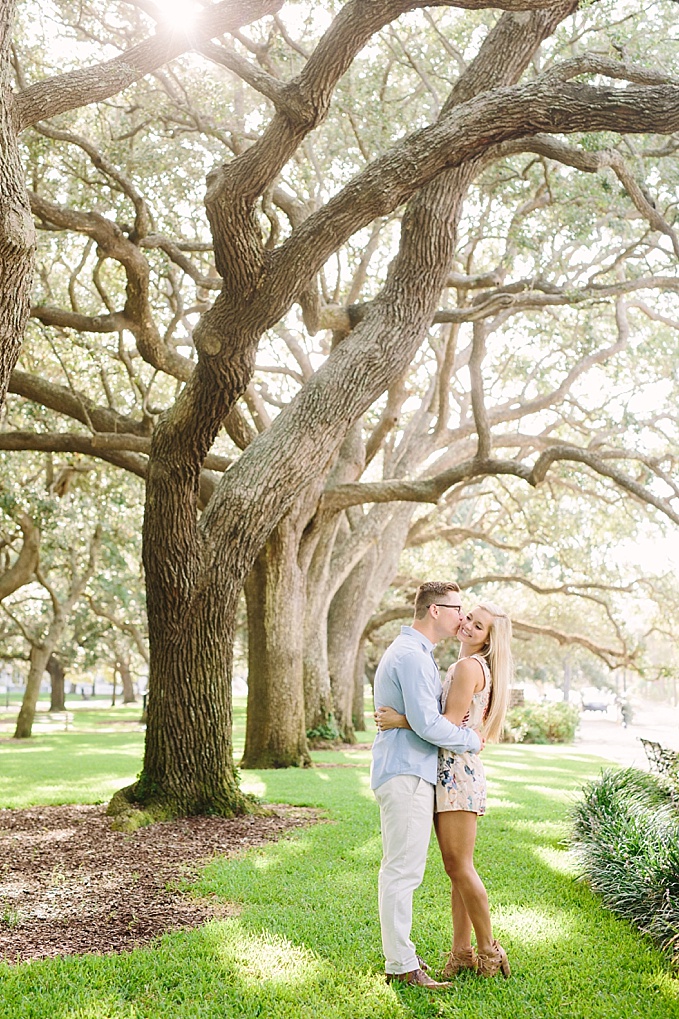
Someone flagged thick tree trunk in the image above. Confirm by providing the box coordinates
[14,644,51,739]
[0,1,35,411]
[327,507,413,739]
[241,477,329,767]
[241,517,310,768]
[47,654,66,712]
[114,577,251,820]
[327,550,377,742]
[128,356,257,818]
[302,421,366,736]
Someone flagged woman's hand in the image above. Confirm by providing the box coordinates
[375,706,410,731]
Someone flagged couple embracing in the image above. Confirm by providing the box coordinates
[370,580,512,989]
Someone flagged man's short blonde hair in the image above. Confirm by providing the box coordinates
[414,581,461,619]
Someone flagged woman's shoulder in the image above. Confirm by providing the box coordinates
[453,654,490,693]
[448,656,487,672]
[448,655,487,681]
[469,652,491,674]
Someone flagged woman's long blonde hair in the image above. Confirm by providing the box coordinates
[476,601,513,742]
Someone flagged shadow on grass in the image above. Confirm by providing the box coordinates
[0,733,144,808]
[1,748,678,1019]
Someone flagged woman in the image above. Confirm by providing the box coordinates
[375,601,512,979]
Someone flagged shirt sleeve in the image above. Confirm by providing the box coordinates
[400,651,482,755]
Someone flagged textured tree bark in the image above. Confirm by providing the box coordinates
[302,605,335,736]
[47,655,66,713]
[0,0,35,409]
[327,551,377,742]
[113,578,250,818]
[327,507,413,739]
[302,520,341,736]
[241,518,311,769]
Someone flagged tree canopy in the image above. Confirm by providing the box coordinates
[1,0,678,817]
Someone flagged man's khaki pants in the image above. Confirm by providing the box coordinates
[374,774,434,974]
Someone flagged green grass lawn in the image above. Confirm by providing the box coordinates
[0,717,678,1018]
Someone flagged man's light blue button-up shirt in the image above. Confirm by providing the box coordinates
[370,625,482,790]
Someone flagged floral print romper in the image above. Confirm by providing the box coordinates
[436,654,491,816]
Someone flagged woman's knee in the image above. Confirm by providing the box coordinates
[441,853,471,882]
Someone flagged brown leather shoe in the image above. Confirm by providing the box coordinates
[386,968,451,989]
[442,946,478,977]
[477,940,511,978]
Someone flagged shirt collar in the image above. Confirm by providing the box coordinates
[400,625,435,654]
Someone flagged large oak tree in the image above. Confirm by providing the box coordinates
[2,1,679,817]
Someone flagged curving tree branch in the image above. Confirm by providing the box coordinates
[321,445,679,528]
[0,510,39,602]
[15,0,286,130]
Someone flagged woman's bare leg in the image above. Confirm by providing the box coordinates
[435,810,493,953]
[450,884,472,953]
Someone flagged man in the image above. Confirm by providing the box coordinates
[371,581,483,989]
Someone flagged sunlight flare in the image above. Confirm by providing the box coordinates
[155,0,201,32]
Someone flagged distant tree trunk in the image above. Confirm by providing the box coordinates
[241,516,310,768]
[118,657,136,703]
[302,518,343,736]
[14,644,51,738]
[14,525,100,738]
[563,658,572,702]
[303,600,335,736]
[47,655,66,712]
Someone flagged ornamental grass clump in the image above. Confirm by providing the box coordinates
[572,767,679,963]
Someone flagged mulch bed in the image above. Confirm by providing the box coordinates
[0,803,318,964]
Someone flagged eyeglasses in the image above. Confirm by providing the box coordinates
[432,603,462,612]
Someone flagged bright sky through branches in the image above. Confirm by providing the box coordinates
[153,0,200,31]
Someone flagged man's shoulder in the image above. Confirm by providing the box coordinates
[383,631,427,660]
[392,626,429,649]
[379,634,434,678]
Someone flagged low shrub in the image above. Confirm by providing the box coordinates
[306,713,341,744]
[571,767,679,963]
[502,700,580,743]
